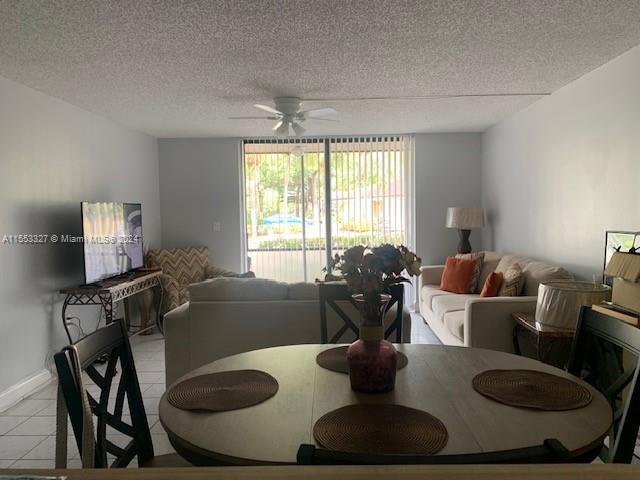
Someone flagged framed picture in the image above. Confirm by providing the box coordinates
[603,230,640,285]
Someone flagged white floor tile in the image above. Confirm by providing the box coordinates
[143,384,166,398]
[0,436,46,459]
[2,399,52,417]
[137,372,165,384]
[143,398,160,415]
[151,433,175,455]
[0,416,29,435]
[22,435,79,460]
[28,383,59,400]
[9,459,56,468]
[136,360,165,373]
[6,416,57,436]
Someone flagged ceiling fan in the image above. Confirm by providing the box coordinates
[228,92,550,136]
[228,97,338,137]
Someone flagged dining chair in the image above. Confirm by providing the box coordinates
[567,306,640,463]
[296,438,569,465]
[319,282,404,343]
[54,319,189,468]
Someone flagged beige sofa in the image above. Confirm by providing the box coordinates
[419,252,572,353]
[164,277,411,385]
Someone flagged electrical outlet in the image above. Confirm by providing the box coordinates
[213,221,221,232]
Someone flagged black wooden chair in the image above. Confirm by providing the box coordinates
[319,282,404,343]
[567,306,640,463]
[297,439,569,465]
[54,319,189,468]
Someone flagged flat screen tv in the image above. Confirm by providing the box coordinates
[81,202,144,284]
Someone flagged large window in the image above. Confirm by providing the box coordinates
[242,136,414,283]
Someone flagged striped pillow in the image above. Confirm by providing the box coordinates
[455,252,485,293]
[498,263,524,297]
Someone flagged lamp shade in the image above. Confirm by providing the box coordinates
[535,280,611,329]
[446,207,485,229]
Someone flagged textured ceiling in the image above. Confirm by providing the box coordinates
[1,1,640,138]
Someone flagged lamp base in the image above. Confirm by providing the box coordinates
[457,229,472,254]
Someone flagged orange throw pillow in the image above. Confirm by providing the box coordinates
[480,271,504,297]
[440,257,477,294]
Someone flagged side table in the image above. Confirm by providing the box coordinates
[512,312,575,368]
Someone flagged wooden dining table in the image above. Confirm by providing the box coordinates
[158,344,613,465]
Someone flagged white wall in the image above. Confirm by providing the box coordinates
[482,45,640,279]
[415,133,483,265]
[158,138,243,272]
[157,134,482,272]
[0,75,161,395]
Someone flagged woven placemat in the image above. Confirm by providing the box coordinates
[316,346,408,374]
[314,404,448,455]
[472,369,592,411]
[167,370,278,412]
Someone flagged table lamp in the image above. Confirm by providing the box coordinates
[536,280,611,329]
[446,207,485,254]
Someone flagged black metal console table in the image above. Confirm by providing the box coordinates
[60,269,163,343]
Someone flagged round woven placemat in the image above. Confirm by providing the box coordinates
[316,346,408,374]
[167,370,278,412]
[472,369,592,411]
[314,404,448,455]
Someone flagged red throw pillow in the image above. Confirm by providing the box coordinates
[480,271,504,297]
[440,257,477,294]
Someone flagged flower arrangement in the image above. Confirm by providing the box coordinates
[326,244,422,303]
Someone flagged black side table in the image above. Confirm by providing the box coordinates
[512,312,575,368]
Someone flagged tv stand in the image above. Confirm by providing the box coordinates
[60,268,163,342]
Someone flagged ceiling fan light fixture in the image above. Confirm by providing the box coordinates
[275,121,290,137]
[291,122,306,136]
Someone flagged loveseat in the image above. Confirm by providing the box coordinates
[419,251,572,353]
[164,277,412,385]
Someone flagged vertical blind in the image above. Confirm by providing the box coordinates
[242,136,415,285]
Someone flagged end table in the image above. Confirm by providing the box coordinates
[512,312,575,368]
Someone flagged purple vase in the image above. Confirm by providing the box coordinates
[347,293,398,393]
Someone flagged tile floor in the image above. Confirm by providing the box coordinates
[0,331,171,468]
[2,315,635,467]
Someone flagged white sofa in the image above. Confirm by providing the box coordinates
[419,251,572,353]
[164,277,412,385]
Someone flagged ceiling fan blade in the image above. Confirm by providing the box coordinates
[275,122,290,136]
[228,116,279,120]
[302,93,550,101]
[291,123,306,136]
[299,107,337,118]
[305,116,339,122]
[254,104,283,115]
[272,120,283,131]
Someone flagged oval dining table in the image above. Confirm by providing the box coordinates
[158,344,612,465]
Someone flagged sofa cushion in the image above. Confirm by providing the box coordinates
[189,277,289,301]
[443,310,465,342]
[440,257,478,294]
[495,254,531,275]
[478,251,503,292]
[455,252,485,292]
[432,293,478,318]
[522,261,573,296]
[499,263,524,297]
[421,285,455,311]
[480,271,503,297]
[287,282,319,300]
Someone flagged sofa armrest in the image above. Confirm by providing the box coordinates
[464,296,537,353]
[420,265,445,286]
